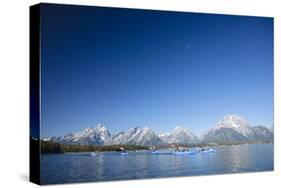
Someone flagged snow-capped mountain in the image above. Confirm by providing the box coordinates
[202,114,273,143]
[161,126,200,144]
[106,127,163,146]
[51,124,111,145]
[46,114,273,146]
[214,114,253,137]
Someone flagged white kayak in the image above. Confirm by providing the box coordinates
[172,150,195,155]
[201,148,215,153]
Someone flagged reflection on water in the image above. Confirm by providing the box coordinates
[41,144,273,184]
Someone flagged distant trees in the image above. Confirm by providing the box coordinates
[40,140,149,154]
[41,140,64,154]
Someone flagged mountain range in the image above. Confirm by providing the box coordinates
[48,114,273,146]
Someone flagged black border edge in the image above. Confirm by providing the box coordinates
[30,3,41,185]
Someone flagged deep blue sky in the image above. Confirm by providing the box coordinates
[40,4,273,137]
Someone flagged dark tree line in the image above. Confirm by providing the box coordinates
[40,140,149,154]
[41,140,64,154]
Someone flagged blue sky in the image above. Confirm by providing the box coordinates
[40,4,273,137]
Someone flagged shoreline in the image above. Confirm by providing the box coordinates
[40,142,273,155]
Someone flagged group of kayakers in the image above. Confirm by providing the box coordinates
[90,146,214,157]
[175,147,207,153]
[175,148,189,152]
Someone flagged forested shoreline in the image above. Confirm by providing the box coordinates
[40,140,149,154]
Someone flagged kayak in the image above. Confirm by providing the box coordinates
[151,151,160,154]
[120,152,129,155]
[172,150,195,155]
[201,148,215,153]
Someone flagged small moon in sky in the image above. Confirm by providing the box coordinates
[187,45,191,49]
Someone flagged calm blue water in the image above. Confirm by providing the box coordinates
[41,144,273,184]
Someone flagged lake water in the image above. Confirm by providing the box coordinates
[40,144,273,184]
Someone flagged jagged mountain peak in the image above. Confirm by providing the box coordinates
[79,124,109,135]
[130,126,141,130]
[95,123,106,129]
[203,114,273,143]
[55,123,111,145]
[222,114,245,121]
[216,114,249,129]
[218,114,254,137]
[127,126,141,134]
[162,126,199,144]
[86,123,107,130]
